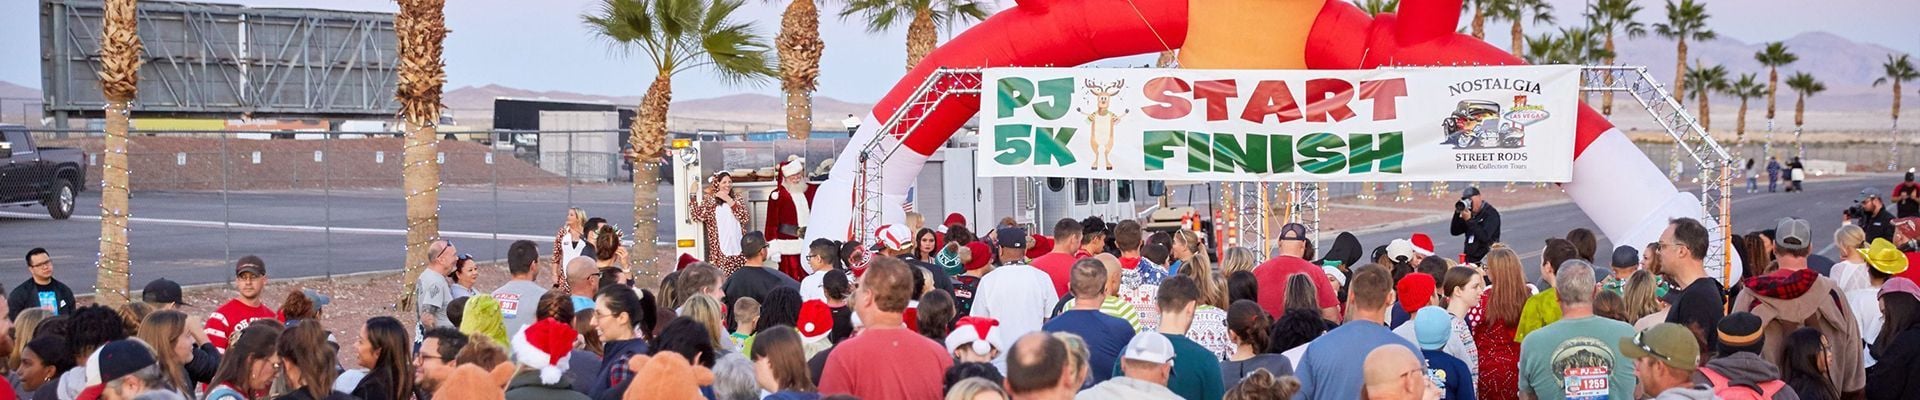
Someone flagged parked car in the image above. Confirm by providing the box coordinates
[0,124,86,219]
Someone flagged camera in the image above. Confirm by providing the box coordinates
[1456,198,1472,212]
[1845,201,1868,220]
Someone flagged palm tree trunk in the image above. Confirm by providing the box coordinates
[1795,93,1807,159]
[1698,90,1712,133]
[631,74,673,287]
[395,0,447,312]
[93,0,142,306]
[1471,4,1485,39]
[1765,67,1779,156]
[1602,34,1616,116]
[1674,40,1689,101]
[1510,19,1523,56]
[1893,82,1904,170]
[905,9,936,71]
[1736,98,1750,156]
[778,0,823,140]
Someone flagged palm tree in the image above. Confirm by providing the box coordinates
[1357,0,1399,16]
[775,0,826,139]
[840,0,991,70]
[1486,0,1555,56]
[1684,62,1728,132]
[94,0,142,306]
[585,0,776,279]
[1874,54,1918,169]
[1754,42,1797,155]
[1725,73,1765,157]
[1654,0,1714,102]
[394,0,448,312]
[1520,27,1611,65]
[1786,72,1824,159]
[1585,0,1645,116]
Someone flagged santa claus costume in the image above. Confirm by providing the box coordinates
[691,171,749,273]
[764,156,817,281]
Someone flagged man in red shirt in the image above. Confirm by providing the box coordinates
[819,257,953,399]
[205,255,280,351]
[1254,223,1342,320]
[1031,218,1083,297]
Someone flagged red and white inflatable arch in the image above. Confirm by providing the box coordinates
[805,0,1732,281]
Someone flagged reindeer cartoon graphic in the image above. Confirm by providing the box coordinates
[1079,79,1127,170]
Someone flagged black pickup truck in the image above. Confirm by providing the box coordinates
[0,124,84,219]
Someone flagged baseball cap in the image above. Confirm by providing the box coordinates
[876,224,913,252]
[1881,277,1920,303]
[97,340,157,383]
[1610,245,1640,269]
[1121,331,1176,364]
[1859,188,1882,202]
[302,288,332,311]
[740,231,768,257]
[1775,218,1811,251]
[997,227,1029,249]
[1278,223,1309,242]
[1409,233,1435,257]
[1620,323,1701,371]
[1863,238,1910,275]
[235,255,267,277]
[1716,312,1765,355]
[1412,306,1451,351]
[1461,186,1481,199]
[141,278,189,306]
[1386,239,1416,263]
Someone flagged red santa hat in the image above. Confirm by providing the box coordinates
[963,242,993,271]
[798,300,833,343]
[676,253,699,271]
[944,213,967,229]
[511,318,578,385]
[779,155,805,177]
[1026,234,1054,259]
[944,316,1004,356]
[1410,233,1436,257]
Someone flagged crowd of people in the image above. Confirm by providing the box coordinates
[4,184,1920,400]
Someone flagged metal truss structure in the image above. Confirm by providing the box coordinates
[851,66,1732,279]
[39,0,398,124]
[1582,66,1737,281]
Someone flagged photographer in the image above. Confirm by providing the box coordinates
[1848,189,1895,243]
[1893,170,1920,218]
[1449,186,1501,263]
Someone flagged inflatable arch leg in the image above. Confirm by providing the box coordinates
[805,0,1739,282]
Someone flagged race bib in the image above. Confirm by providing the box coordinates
[496,294,521,319]
[1551,337,1618,400]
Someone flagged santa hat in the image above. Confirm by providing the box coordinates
[511,318,578,385]
[1026,234,1054,259]
[779,155,805,177]
[1410,233,1435,257]
[797,300,834,343]
[677,253,699,271]
[944,316,1004,356]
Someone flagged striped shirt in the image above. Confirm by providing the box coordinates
[1100,296,1142,331]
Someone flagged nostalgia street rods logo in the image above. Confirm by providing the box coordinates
[1441,77,1550,170]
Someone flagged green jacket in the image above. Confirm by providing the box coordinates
[505,370,591,400]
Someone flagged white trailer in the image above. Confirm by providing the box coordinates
[537,111,622,182]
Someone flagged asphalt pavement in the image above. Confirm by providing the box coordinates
[1349,174,1896,285]
[0,174,1896,296]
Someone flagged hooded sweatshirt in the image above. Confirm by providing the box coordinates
[1693,352,1800,400]
[587,338,651,399]
[505,369,590,400]
[1318,232,1364,269]
[1652,383,1720,400]
[1732,268,1865,395]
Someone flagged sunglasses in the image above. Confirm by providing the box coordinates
[1632,332,1676,364]
[458,253,474,262]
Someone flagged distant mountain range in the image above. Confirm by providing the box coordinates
[1609,31,1908,111]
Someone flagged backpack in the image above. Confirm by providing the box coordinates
[1700,367,1786,400]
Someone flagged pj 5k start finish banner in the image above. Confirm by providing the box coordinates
[978,66,1580,182]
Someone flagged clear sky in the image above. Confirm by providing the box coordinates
[1,0,1914,103]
